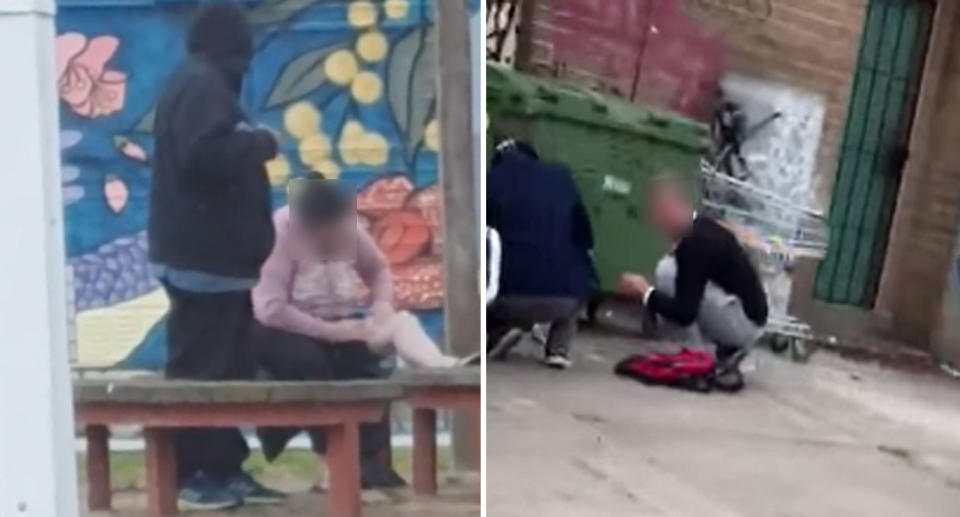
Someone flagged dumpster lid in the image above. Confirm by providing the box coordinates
[487,62,708,152]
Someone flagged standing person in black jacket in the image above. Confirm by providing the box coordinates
[618,177,768,386]
[148,1,283,510]
[486,139,597,369]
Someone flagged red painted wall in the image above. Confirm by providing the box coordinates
[528,0,725,119]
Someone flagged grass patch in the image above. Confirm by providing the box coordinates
[77,446,452,490]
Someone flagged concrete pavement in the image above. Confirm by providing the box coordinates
[487,332,960,517]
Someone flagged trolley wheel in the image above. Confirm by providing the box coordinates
[769,335,791,354]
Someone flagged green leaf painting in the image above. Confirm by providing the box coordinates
[388,24,436,162]
[133,107,155,134]
[247,0,328,27]
[265,45,341,108]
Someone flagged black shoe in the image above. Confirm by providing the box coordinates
[713,346,747,393]
[361,467,408,489]
[225,471,286,505]
[713,367,745,393]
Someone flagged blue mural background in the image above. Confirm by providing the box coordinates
[56,0,479,369]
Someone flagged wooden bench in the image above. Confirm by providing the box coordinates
[74,378,399,517]
[394,368,482,496]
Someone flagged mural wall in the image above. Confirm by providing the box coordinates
[57,0,478,368]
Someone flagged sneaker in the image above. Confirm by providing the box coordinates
[488,328,524,360]
[178,472,242,512]
[713,367,745,393]
[456,351,482,366]
[224,471,286,505]
[543,354,573,370]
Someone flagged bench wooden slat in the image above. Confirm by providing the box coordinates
[393,368,481,388]
[77,401,385,428]
[73,379,401,404]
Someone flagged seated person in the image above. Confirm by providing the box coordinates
[618,176,768,377]
[486,139,596,370]
[251,176,476,488]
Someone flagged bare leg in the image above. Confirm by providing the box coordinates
[370,312,457,368]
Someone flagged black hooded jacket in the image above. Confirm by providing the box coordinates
[148,1,277,279]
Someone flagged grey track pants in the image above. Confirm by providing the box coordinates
[651,255,762,348]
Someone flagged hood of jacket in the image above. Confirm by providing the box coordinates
[186,1,254,94]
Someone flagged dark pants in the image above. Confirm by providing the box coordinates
[163,284,257,483]
[251,323,392,472]
[487,295,581,356]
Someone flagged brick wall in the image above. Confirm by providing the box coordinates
[519,0,726,118]
[881,2,960,348]
[679,0,867,207]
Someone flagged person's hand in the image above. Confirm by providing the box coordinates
[326,319,372,343]
[618,273,650,298]
[369,301,395,325]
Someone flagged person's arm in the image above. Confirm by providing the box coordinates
[253,214,364,342]
[646,238,710,327]
[565,171,594,252]
[354,226,394,314]
[171,72,277,184]
[571,200,594,252]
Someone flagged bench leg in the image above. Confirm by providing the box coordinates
[412,408,438,496]
[144,428,178,516]
[326,422,361,517]
[86,425,112,511]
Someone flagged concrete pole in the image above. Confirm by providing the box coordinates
[0,1,81,516]
[435,0,481,471]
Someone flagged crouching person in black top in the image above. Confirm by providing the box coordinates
[618,177,768,388]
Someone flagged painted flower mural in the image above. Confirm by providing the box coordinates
[55,33,127,118]
[60,130,85,205]
[55,0,478,369]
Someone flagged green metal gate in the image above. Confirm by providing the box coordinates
[815,0,933,306]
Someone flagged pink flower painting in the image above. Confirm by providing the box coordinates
[56,33,127,118]
[104,175,129,214]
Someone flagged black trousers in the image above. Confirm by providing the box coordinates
[251,323,392,470]
[487,296,581,356]
[163,284,257,482]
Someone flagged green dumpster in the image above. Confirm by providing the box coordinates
[486,62,709,291]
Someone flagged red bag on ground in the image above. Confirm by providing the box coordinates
[614,349,716,393]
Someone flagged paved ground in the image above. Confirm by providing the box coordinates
[488,331,960,517]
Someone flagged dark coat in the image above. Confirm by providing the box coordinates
[487,153,596,299]
[148,2,277,279]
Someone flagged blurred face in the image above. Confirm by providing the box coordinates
[648,185,693,241]
[302,209,356,254]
